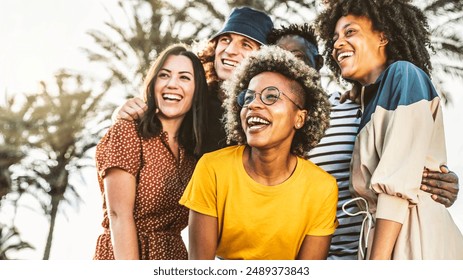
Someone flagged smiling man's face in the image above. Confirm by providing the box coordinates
[214,33,260,81]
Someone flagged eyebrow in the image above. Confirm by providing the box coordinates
[241,37,253,43]
[160,68,193,75]
[342,23,352,30]
[334,22,353,36]
[242,38,259,46]
[229,34,258,45]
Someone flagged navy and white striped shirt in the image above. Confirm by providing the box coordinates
[308,92,362,260]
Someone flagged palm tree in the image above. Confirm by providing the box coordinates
[85,0,463,103]
[0,70,110,259]
[28,71,110,259]
[0,114,26,200]
[83,0,319,99]
[421,0,463,103]
[0,224,34,260]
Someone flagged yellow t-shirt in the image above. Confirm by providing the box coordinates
[180,145,338,260]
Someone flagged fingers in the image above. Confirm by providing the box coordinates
[117,110,137,121]
[430,194,454,208]
[117,97,148,121]
[440,165,450,173]
[421,174,458,195]
[349,90,358,102]
[422,167,458,184]
[340,86,361,104]
[420,183,456,207]
[340,91,349,103]
[421,166,459,208]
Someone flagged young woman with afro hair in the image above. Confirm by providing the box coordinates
[316,0,463,260]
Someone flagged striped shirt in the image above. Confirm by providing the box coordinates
[308,92,363,260]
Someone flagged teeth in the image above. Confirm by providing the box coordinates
[223,59,237,67]
[163,93,181,101]
[337,51,354,62]
[247,116,270,126]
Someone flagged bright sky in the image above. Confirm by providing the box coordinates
[0,0,117,259]
[1,0,463,261]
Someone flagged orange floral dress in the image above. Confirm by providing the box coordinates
[93,120,196,260]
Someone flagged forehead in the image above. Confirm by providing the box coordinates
[218,33,260,46]
[335,14,374,32]
[276,35,307,49]
[248,72,292,90]
[162,54,193,72]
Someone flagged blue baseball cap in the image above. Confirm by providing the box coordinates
[210,7,274,45]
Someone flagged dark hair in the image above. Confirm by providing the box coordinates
[268,23,319,51]
[222,45,331,158]
[268,23,323,71]
[316,0,433,79]
[138,43,208,156]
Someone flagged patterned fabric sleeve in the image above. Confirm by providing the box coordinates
[368,61,446,223]
[96,119,142,179]
[179,154,218,217]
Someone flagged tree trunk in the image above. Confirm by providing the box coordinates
[42,193,61,260]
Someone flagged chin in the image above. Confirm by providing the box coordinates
[246,139,267,150]
[340,67,358,82]
[217,70,231,81]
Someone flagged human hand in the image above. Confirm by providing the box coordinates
[420,165,459,208]
[339,83,361,104]
[116,97,147,121]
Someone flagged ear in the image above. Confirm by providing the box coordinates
[294,109,308,129]
[379,33,388,46]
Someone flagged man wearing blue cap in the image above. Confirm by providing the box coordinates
[116,6,273,153]
[198,7,273,152]
[207,7,273,83]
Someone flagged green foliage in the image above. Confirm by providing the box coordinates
[422,0,463,103]
[83,0,319,98]
[0,224,34,260]
[0,70,110,259]
[0,98,28,200]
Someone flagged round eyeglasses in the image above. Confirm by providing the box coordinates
[237,86,303,110]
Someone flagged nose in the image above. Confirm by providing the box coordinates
[224,40,239,55]
[247,93,264,110]
[166,75,179,88]
[333,36,345,50]
[332,37,345,59]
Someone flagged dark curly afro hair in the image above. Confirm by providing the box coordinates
[316,0,433,80]
[267,23,319,49]
[221,45,331,159]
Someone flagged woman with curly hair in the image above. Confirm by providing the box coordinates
[269,22,460,260]
[316,0,463,259]
[180,45,338,260]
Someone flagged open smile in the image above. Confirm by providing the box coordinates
[162,93,182,101]
[246,115,271,132]
[336,51,354,63]
[222,59,238,68]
